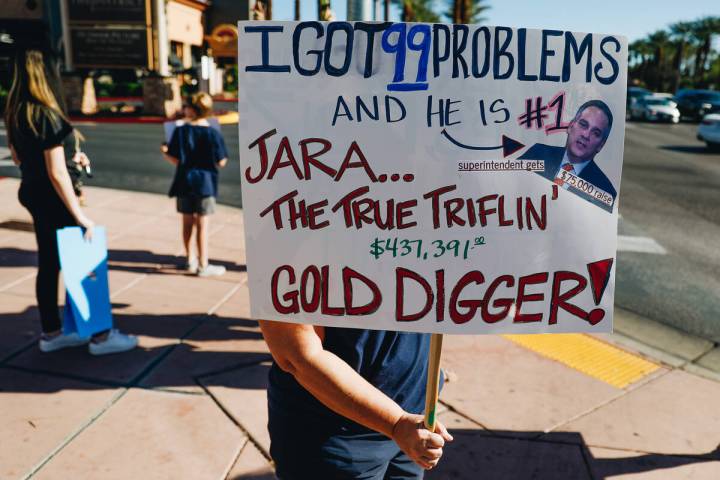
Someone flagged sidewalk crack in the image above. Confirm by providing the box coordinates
[540,368,673,436]
[24,389,128,480]
[198,379,273,463]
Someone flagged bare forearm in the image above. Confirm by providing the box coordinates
[292,348,404,437]
[260,320,403,437]
[260,320,452,469]
[49,168,83,220]
[45,147,84,222]
[162,153,179,166]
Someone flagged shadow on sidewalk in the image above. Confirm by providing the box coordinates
[108,249,246,275]
[427,429,720,479]
[229,473,275,480]
[223,428,720,480]
[0,307,271,391]
[0,247,246,275]
[0,247,38,267]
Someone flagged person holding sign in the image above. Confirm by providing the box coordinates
[161,93,229,277]
[519,100,617,212]
[261,321,453,478]
[5,48,137,354]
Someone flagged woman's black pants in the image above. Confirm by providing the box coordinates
[25,203,75,334]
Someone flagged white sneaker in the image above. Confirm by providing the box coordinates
[88,329,138,356]
[183,257,199,274]
[197,263,226,277]
[39,332,89,352]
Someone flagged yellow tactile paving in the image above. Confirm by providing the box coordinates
[502,333,660,389]
[217,111,239,124]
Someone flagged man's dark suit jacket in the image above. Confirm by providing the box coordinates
[518,143,617,213]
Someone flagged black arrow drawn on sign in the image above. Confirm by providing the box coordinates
[441,129,526,157]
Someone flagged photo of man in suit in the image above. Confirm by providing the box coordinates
[518,100,617,212]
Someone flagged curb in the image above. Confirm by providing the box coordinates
[70,116,166,124]
[602,307,720,380]
[70,111,239,125]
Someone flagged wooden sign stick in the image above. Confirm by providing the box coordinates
[424,333,444,432]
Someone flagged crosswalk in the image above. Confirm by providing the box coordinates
[616,212,667,255]
[617,235,667,254]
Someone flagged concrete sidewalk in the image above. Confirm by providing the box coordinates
[0,178,718,480]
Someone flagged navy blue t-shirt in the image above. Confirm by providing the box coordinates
[268,328,433,434]
[167,123,228,198]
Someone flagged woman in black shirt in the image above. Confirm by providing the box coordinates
[5,49,136,355]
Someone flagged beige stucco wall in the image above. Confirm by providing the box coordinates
[166,1,203,47]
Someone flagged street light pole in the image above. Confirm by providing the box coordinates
[154,0,169,76]
[58,0,73,71]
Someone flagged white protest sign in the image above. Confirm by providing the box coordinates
[238,21,627,335]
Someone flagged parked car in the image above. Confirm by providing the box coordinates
[627,86,650,108]
[675,89,720,121]
[697,114,720,150]
[629,96,680,123]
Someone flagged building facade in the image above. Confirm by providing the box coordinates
[1,0,252,115]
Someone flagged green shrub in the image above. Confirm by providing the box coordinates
[224,66,238,93]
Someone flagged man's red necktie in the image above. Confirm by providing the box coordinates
[554,163,575,187]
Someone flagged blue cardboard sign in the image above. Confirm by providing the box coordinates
[57,226,113,338]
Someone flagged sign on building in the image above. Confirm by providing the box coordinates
[71,28,148,68]
[67,0,151,69]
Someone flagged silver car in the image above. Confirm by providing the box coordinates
[629,96,681,123]
[698,114,720,150]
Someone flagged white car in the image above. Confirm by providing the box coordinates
[629,96,680,123]
[698,114,720,150]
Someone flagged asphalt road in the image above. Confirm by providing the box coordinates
[1,120,719,341]
[3,122,244,208]
[617,121,720,342]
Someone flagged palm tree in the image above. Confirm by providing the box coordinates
[669,21,693,91]
[318,0,333,20]
[447,0,490,24]
[629,38,652,86]
[629,16,720,90]
[646,30,671,90]
[689,17,720,86]
[252,0,272,20]
[391,0,440,23]
[251,1,266,20]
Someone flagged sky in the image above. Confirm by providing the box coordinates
[274,0,719,42]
